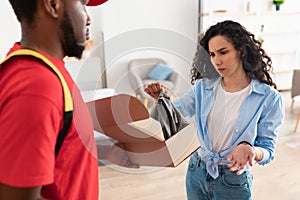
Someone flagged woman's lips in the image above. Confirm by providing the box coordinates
[217,68,225,73]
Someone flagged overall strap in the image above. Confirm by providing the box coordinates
[1,49,73,157]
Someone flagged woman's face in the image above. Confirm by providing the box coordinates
[208,35,244,79]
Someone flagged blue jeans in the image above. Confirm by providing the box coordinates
[186,152,253,200]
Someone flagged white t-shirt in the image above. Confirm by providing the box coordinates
[208,81,251,152]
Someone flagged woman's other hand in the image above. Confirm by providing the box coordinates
[226,143,255,175]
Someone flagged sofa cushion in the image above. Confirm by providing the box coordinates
[146,63,174,80]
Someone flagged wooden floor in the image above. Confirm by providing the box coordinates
[99,161,188,200]
[98,91,300,200]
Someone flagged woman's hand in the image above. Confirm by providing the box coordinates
[144,82,167,100]
[226,143,255,175]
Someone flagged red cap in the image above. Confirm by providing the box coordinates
[87,0,108,6]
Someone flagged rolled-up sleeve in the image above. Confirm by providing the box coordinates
[255,92,285,165]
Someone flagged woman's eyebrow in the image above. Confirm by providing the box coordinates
[209,47,228,53]
[216,47,228,52]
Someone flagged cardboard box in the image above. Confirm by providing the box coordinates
[87,94,200,167]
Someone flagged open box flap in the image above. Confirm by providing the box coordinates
[127,118,165,141]
[88,94,165,142]
[165,124,200,166]
[122,123,200,167]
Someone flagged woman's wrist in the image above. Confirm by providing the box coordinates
[253,146,263,162]
[238,141,255,150]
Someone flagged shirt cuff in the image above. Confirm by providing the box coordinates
[256,148,270,165]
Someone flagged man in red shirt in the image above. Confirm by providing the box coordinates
[0,0,137,199]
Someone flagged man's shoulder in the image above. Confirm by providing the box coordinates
[4,55,62,80]
[1,56,64,102]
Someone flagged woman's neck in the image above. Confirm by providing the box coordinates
[221,76,251,92]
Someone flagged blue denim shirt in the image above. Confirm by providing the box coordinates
[173,77,285,179]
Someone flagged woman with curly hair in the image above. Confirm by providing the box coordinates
[145,20,285,200]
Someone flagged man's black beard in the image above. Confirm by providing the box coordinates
[61,12,85,59]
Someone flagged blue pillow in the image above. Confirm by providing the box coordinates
[147,63,174,80]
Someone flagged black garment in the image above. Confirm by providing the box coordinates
[150,92,189,139]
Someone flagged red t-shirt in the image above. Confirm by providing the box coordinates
[0,43,99,199]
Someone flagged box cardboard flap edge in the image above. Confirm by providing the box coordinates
[166,124,200,166]
[89,94,165,142]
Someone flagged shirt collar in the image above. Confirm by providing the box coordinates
[251,79,268,95]
[202,77,222,90]
[201,77,268,95]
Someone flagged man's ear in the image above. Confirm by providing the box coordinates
[42,0,61,18]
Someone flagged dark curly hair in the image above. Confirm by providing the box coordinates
[9,0,37,23]
[191,20,277,89]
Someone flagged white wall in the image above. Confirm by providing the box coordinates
[0,0,20,60]
[97,0,199,96]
